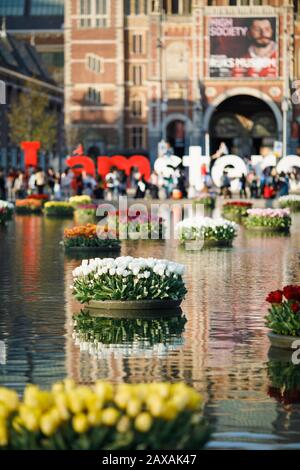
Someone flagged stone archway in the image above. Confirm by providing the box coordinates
[163,113,193,157]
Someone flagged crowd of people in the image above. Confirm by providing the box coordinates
[0,161,300,202]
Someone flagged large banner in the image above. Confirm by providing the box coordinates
[208,16,278,78]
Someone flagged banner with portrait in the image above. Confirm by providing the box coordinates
[208,16,278,78]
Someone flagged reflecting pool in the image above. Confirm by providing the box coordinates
[1,213,300,449]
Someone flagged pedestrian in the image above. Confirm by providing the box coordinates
[239,173,247,198]
[220,171,231,198]
[35,167,46,194]
[0,168,6,200]
[135,175,148,199]
[47,168,56,196]
[94,175,105,199]
[278,172,289,197]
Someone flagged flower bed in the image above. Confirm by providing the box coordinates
[278,195,300,212]
[245,208,291,232]
[72,310,186,357]
[107,211,165,240]
[69,195,92,208]
[44,201,74,217]
[222,201,252,219]
[265,286,300,348]
[0,200,14,224]
[176,217,238,247]
[74,204,97,224]
[71,257,187,307]
[62,224,120,251]
[268,361,300,404]
[193,195,216,209]
[26,194,49,203]
[15,199,43,214]
[0,380,209,449]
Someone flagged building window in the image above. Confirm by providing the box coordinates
[131,99,142,117]
[163,0,191,14]
[131,127,144,148]
[86,54,102,73]
[30,0,64,15]
[0,0,25,15]
[132,65,143,85]
[86,87,101,104]
[124,0,147,15]
[132,34,143,54]
[78,0,109,28]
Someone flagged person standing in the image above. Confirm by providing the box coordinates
[239,173,247,198]
[0,168,6,200]
[35,167,46,194]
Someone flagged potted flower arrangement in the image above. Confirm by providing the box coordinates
[244,208,291,232]
[193,194,216,210]
[176,217,238,248]
[26,194,49,203]
[69,195,92,208]
[74,204,97,225]
[265,285,300,348]
[62,223,120,252]
[0,200,14,225]
[0,380,210,450]
[72,310,186,357]
[15,199,43,214]
[71,256,187,314]
[107,211,165,240]
[267,360,300,404]
[44,201,74,217]
[278,195,300,212]
[222,201,252,221]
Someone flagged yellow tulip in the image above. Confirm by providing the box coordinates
[94,382,113,401]
[146,397,164,417]
[54,392,69,420]
[187,391,203,410]
[0,388,19,412]
[87,410,102,426]
[126,399,142,418]
[101,407,119,426]
[114,391,131,410]
[52,382,64,394]
[22,409,40,432]
[86,395,103,413]
[134,412,152,433]
[63,379,76,391]
[67,391,84,414]
[24,385,40,408]
[161,401,178,421]
[12,416,23,433]
[0,421,8,447]
[0,403,8,419]
[40,413,58,437]
[116,415,131,434]
[72,413,89,434]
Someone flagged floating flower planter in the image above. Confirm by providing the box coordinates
[176,217,237,249]
[69,195,92,208]
[107,211,165,240]
[71,257,187,315]
[15,199,43,214]
[193,195,216,210]
[244,208,291,232]
[72,310,186,357]
[222,201,252,221]
[62,223,120,252]
[0,200,14,224]
[265,285,300,349]
[278,195,300,212]
[0,380,210,450]
[44,201,74,217]
[74,204,97,224]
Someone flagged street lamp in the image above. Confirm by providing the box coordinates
[282,96,290,159]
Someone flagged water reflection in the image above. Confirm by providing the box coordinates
[0,214,300,447]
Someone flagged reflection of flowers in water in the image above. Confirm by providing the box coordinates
[72,310,186,358]
[267,360,300,404]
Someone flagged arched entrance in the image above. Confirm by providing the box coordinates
[166,120,186,157]
[208,95,278,158]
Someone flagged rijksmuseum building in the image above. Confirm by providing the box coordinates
[63,1,300,161]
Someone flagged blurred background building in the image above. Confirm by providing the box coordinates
[2,1,300,163]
